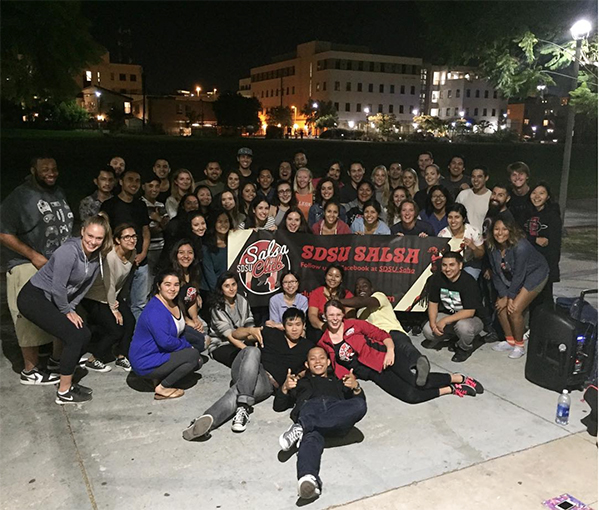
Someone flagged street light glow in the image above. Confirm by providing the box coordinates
[364,107,370,114]
[348,120,355,128]
[459,110,465,117]
[532,126,537,132]
[412,109,419,115]
[95,91,102,97]
[537,84,547,91]
[312,102,318,108]
[571,19,592,40]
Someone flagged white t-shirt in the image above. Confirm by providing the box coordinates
[456,189,492,232]
[438,224,483,263]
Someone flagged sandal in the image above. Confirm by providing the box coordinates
[154,388,184,400]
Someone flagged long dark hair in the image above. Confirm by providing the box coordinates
[425,185,453,216]
[271,180,297,207]
[176,193,199,216]
[315,177,341,205]
[204,207,231,253]
[169,239,202,290]
[152,269,181,297]
[211,270,239,310]
[246,196,271,228]
[185,211,206,262]
[387,186,411,224]
[323,264,348,299]
[281,206,310,233]
[218,189,243,226]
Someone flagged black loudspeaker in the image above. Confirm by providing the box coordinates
[525,290,597,393]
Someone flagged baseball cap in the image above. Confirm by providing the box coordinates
[237,147,253,157]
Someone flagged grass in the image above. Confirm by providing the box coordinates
[563,227,598,260]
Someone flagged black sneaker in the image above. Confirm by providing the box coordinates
[411,325,423,336]
[451,348,471,363]
[415,355,430,387]
[55,385,93,405]
[231,406,250,432]
[279,423,303,451]
[483,330,500,343]
[451,383,477,398]
[461,376,484,394]
[73,382,93,395]
[20,368,60,386]
[85,359,112,373]
[115,357,132,372]
[182,414,214,441]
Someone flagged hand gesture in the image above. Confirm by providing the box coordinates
[134,253,145,266]
[507,298,517,315]
[342,369,358,390]
[495,296,508,312]
[396,232,405,237]
[66,311,84,329]
[282,368,298,394]
[463,237,475,250]
[250,326,264,347]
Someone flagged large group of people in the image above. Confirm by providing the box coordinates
[1,148,561,500]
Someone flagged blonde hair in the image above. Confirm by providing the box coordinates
[81,212,113,257]
[371,165,390,204]
[293,167,314,194]
[170,168,196,199]
[402,167,419,197]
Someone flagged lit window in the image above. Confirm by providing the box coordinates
[431,91,440,102]
[430,108,439,116]
[524,118,530,125]
[543,119,549,126]
[85,71,92,82]
[447,90,452,98]
[433,72,440,85]
[124,102,131,114]
[97,71,101,82]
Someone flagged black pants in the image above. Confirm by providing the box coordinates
[80,298,135,361]
[145,348,201,388]
[17,282,90,376]
[211,343,241,368]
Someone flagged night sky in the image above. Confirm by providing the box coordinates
[81,1,597,96]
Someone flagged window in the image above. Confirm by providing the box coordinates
[356,103,362,112]
[124,102,131,114]
[431,90,440,102]
[292,86,295,94]
[399,105,404,114]
[323,82,327,91]
[379,84,384,93]
[334,81,340,91]
[177,104,183,115]
[400,85,405,94]
[430,108,439,116]
[335,60,341,70]
[456,89,460,98]
[474,107,479,116]
[85,70,92,82]
[446,108,451,116]
[97,71,101,82]
[410,85,415,95]
[345,103,351,112]
[275,89,279,96]
[378,104,383,113]
[409,105,414,114]
[465,107,470,115]
[475,89,480,98]
[439,90,443,99]
[447,90,452,98]
[119,73,126,81]
[368,83,374,92]
[491,108,496,117]
[543,119,549,126]
[493,90,498,99]
[346,82,352,92]
[370,62,375,72]
[483,108,487,116]
[357,83,362,92]
[334,102,339,111]
[271,89,274,96]
[368,104,372,112]
[130,74,137,82]
[484,90,489,98]
[389,104,394,113]
[316,83,320,92]
[286,87,290,95]
[390,84,395,94]
[358,61,363,71]
[524,118,530,125]
[466,89,471,98]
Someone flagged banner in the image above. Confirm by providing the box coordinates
[228,230,449,312]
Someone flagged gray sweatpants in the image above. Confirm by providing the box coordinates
[423,312,484,351]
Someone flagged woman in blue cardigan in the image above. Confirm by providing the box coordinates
[129,270,201,400]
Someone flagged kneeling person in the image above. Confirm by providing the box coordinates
[274,346,366,500]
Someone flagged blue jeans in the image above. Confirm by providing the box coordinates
[296,397,367,484]
[203,346,274,429]
[184,326,207,353]
[129,264,149,320]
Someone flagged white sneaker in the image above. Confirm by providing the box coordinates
[298,474,321,499]
[492,341,515,352]
[523,329,530,341]
[279,423,303,451]
[508,346,526,359]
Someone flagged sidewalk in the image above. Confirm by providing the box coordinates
[0,206,597,510]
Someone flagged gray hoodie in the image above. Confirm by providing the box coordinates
[29,237,102,313]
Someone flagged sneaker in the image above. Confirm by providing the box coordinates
[508,346,526,359]
[20,367,60,386]
[451,348,471,363]
[85,359,112,373]
[462,376,484,394]
[79,356,89,366]
[415,355,430,387]
[55,385,93,405]
[47,357,60,373]
[297,474,321,499]
[451,383,477,397]
[182,414,214,441]
[73,382,93,395]
[483,330,500,343]
[115,357,132,372]
[523,329,530,342]
[492,341,515,352]
[411,325,422,336]
[279,423,303,451]
[231,406,250,433]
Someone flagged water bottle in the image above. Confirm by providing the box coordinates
[555,389,571,425]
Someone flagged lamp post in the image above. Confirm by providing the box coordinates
[363,107,370,136]
[559,19,591,224]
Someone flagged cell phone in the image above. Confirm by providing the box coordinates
[557,501,575,510]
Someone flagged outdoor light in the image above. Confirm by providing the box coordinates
[451,122,456,127]
[348,120,355,128]
[571,19,592,40]
[459,110,465,117]
[503,113,508,118]
[293,123,298,130]
[537,85,547,91]
[95,91,102,97]
[97,114,105,121]
[532,126,537,132]
[412,109,419,115]
[196,86,201,95]
[465,122,472,127]
[312,102,318,108]
[370,122,375,128]
[412,122,418,129]
[277,123,282,128]
[363,107,370,114]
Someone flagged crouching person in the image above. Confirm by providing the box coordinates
[274,346,367,500]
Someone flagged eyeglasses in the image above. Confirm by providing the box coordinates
[121,234,138,241]
[282,279,298,285]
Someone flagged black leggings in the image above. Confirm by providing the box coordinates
[363,331,452,404]
[145,348,201,388]
[80,298,135,361]
[17,282,90,376]
[211,343,241,368]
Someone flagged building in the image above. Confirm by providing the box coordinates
[75,52,143,97]
[429,67,508,131]
[507,94,568,140]
[238,41,426,133]
[78,85,133,119]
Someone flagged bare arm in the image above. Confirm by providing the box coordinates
[339,295,379,310]
[0,233,47,269]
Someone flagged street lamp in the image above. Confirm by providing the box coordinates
[459,110,465,118]
[312,102,318,109]
[559,18,592,224]
[363,107,370,135]
[531,126,537,138]
[412,109,419,116]
[196,85,201,96]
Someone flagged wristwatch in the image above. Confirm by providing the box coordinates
[353,383,361,394]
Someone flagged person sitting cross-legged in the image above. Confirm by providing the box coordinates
[423,251,485,362]
[274,346,367,501]
[182,308,312,440]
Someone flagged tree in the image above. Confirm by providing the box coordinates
[53,101,91,129]
[413,115,449,136]
[301,99,338,127]
[213,92,262,130]
[266,106,292,127]
[367,113,399,138]
[1,2,103,107]
[315,114,337,129]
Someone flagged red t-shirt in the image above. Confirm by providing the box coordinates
[308,286,354,318]
[295,192,313,220]
[311,219,352,235]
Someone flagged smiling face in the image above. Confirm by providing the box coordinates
[196,188,212,207]
[305,347,330,376]
[355,277,373,297]
[279,161,292,180]
[191,215,206,237]
[215,213,231,235]
[295,169,310,189]
[471,169,488,192]
[242,183,256,204]
[441,257,462,282]
[116,228,137,252]
[448,157,465,178]
[238,154,252,170]
[393,188,407,207]
[258,169,273,190]
[349,163,365,184]
[177,243,194,269]
[424,166,440,187]
[324,203,339,225]
[205,162,222,182]
[221,192,235,211]
[327,163,341,181]
[389,162,402,180]
[32,158,59,188]
[153,159,170,179]
[357,183,373,203]
[373,169,387,187]
[320,181,335,201]
[493,220,509,245]
[510,170,528,189]
[402,170,416,188]
[294,152,308,169]
[281,273,299,296]
[120,172,141,197]
[80,223,106,256]
[158,275,180,302]
[285,211,302,232]
[227,173,240,190]
[254,200,269,222]
[325,267,342,290]
[143,180,160,201]
[221,277,238,300]
[530,185,550,211]
[431,190,447,212]
[175,172,192,193]
[324,304,344,331]
[277,183,293,205]
[183,195,199,212]
[363,205,379,226]
[109,157,125,175]
[490,186,510,209]
[401,202,417,224]
[447,211,465,233]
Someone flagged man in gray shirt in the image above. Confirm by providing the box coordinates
[0,156,74,385]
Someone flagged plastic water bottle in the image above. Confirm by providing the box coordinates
[555,389,571,425]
